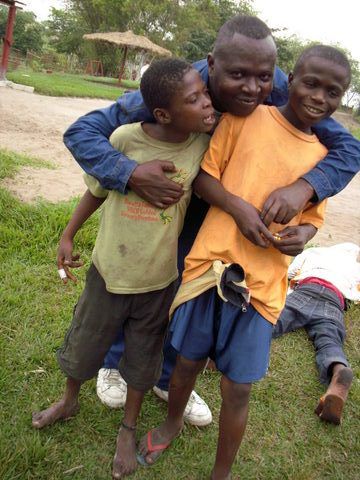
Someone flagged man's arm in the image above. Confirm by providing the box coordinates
[308,117,360,200]
[64,94,183,208]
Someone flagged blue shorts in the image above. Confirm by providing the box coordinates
[170,287,273,384]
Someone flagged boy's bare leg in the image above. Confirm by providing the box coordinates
[138,356,207,464]
[315,363,353,425]
[210,376,251,480]
[112,386,145,479]
[32,377,81,429]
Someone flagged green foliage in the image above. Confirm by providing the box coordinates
[273,34,306,75]
[350,127,360,140]
[172,0,255,61]
[0,6,44,54]
[344,61,360,108]
[44,7,87,56]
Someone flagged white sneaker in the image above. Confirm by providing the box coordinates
[153,387,212,426]
[96,368,127,408]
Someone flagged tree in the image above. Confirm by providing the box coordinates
[272,33,306,75]
[44,0,256,62]
[171,0,256,61]
[342,58,360,109]
[44,7,87,55]
[0,6,44,54]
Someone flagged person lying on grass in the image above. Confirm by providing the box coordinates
[31,58,216,480]
[136,44,352,480]
[273,242,359,425]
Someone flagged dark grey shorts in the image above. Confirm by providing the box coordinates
[57,263,177,390]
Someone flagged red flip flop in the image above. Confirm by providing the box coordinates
[136,429,171,467]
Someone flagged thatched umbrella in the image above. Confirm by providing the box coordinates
[83,31,172,81]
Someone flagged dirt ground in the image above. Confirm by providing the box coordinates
[0,87,359,246]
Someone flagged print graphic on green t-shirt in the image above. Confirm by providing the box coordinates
[159,168,189,225]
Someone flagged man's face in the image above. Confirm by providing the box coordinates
[286,56,349,131]
[166,69,216,134]
[208,33,277,117]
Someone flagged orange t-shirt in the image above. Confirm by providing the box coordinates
[182,106,327,324]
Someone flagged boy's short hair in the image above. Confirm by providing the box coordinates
[214,15,273,54]
[140,58,193,114]
[294,44,351,85]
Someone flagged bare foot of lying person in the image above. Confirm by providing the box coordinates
[112,425,138,479]
[315,365,353,425]
[32,399,80,429]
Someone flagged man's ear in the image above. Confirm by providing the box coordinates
[207,53,215,75]
[153,107,171,125]
[288,72,294,88]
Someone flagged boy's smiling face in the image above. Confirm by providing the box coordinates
[161,69,216,135]
[284,56,350,132]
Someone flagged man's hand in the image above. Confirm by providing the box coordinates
[128,160,184,208]
[228,195,275,248]
[57,236,83,283]
[272,224,317,256]
[261,179,315,226]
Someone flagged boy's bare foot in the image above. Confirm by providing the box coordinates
[32,399,79,429]
[112,427,137,479]
[315,366,353,425]
[137,421,183,465]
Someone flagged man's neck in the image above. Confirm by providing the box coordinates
[142,122,190,143]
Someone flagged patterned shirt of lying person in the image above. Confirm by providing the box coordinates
[85,122,210,294]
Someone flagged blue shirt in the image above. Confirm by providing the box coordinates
[64,58,360,202]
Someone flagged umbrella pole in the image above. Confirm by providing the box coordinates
[118,45,128,84]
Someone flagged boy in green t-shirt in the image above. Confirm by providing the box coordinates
[31,58,215,479]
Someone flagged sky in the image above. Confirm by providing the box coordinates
[253,0,360,63]
[23,0,65,21]
[22,0,360,62]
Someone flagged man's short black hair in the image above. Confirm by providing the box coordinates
[294,44,351,85]
[213,15,273,54]
[140,58,193,114]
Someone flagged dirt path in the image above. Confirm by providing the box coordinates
[0,87,112,202]
[0,87,359,246]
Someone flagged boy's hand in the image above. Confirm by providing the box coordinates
[228,196,274,248]
[128,160,184,209]
[57,236,83,283]
[261,179,315,226]
[272,224,317,256]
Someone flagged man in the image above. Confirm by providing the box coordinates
[63,14,360,426]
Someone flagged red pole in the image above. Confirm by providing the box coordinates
[0,4,17,80]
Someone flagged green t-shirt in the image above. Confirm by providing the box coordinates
[85,122,210,294]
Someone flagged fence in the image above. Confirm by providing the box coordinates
[1,45,147,80]
[0,45,86,74]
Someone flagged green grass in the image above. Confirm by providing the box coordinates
[6,69,129,99]
[0,149,53,181]
[1,150,359,479]
[83,75,140,90]
[350,127,360,140]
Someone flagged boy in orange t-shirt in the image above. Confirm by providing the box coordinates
[138,45,352,479]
